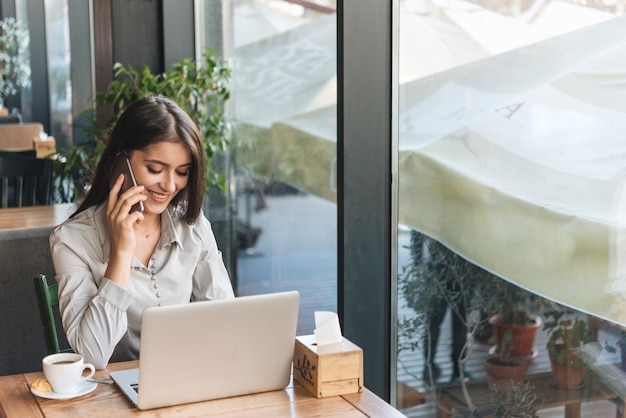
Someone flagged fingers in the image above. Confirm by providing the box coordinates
[107,174,146,217]
[107,174,124,214]
[110,173,124,195]
[120,190,146,215]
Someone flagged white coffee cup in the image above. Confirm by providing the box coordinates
[42,353,95,394]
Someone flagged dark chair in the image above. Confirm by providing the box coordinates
[0,149,37,159]
[0,156,53,207]
[33,274,73,354]
[0,114,23,124]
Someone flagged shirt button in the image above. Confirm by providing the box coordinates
[153,283,159,289]
[156,292,161,298]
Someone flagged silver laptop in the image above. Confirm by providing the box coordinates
[110,291,300,410]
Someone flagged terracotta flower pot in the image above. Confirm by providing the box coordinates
[490,314,542,359]
[485,356,529,391]
[549,344,585,390]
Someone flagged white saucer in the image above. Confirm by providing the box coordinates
[30,380,97,400]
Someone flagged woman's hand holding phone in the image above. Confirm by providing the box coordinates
[106,152,147,252]
[105,174,147,290]
[107,174,146,251]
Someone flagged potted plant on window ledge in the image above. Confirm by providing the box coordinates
[542,303,594,390]
[488,279,543,362]
[483,279,545,392]
[484,328,531,391]
[399,230,505,412]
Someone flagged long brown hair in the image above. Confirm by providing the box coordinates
[72,96,206,223]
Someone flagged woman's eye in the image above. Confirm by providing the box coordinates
[147,167,162,174]
[176,170,190,177]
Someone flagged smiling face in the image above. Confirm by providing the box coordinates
[128,141,192,215]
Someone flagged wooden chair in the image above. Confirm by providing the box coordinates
[33,274,72,354]
[0,156,53,207]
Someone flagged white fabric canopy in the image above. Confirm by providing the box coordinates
[233,0,314,48]
[233,1,626,324]
[399,16,626,325]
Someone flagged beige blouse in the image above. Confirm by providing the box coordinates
[49,204,235,369]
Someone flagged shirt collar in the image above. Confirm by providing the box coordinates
[161,206,183,250]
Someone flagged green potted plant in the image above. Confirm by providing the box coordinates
[484,280,548,392]
[485,327,530,391]
[53,46,230,203]
[399,230,504,411]
[489,280,543,361]
[0,17,30,109]
[542,303,594,389]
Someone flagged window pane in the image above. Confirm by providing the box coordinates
[44,0,72,148]
[397,1,626,415]
[231,0,337,335]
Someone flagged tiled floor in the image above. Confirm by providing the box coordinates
[235,189,625,417]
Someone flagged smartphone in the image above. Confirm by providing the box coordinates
[109,152,144,214]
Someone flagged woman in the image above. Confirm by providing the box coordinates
[50,96,235,369]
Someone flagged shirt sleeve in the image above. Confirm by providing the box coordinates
[50,224,133,370]
[191,214,235,301]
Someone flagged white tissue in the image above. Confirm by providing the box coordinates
[313,311,343,345]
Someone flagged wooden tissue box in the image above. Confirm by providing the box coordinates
[34,135,56,158]
[293,334,363,398]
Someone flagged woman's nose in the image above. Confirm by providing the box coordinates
[161,171,176,192]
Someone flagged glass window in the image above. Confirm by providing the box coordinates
[44,0,72,148]
[230,0,337,335]
[397,1,626,415]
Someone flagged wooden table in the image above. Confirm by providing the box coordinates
[0,361,406,417]
[0,203,73,232]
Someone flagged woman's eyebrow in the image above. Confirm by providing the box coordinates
[144,159,192,168]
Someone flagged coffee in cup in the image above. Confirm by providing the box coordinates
[42,353,95,393]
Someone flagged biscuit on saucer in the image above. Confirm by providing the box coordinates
[31,378,52,392]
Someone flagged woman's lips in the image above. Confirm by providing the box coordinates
[147,190,169,204]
